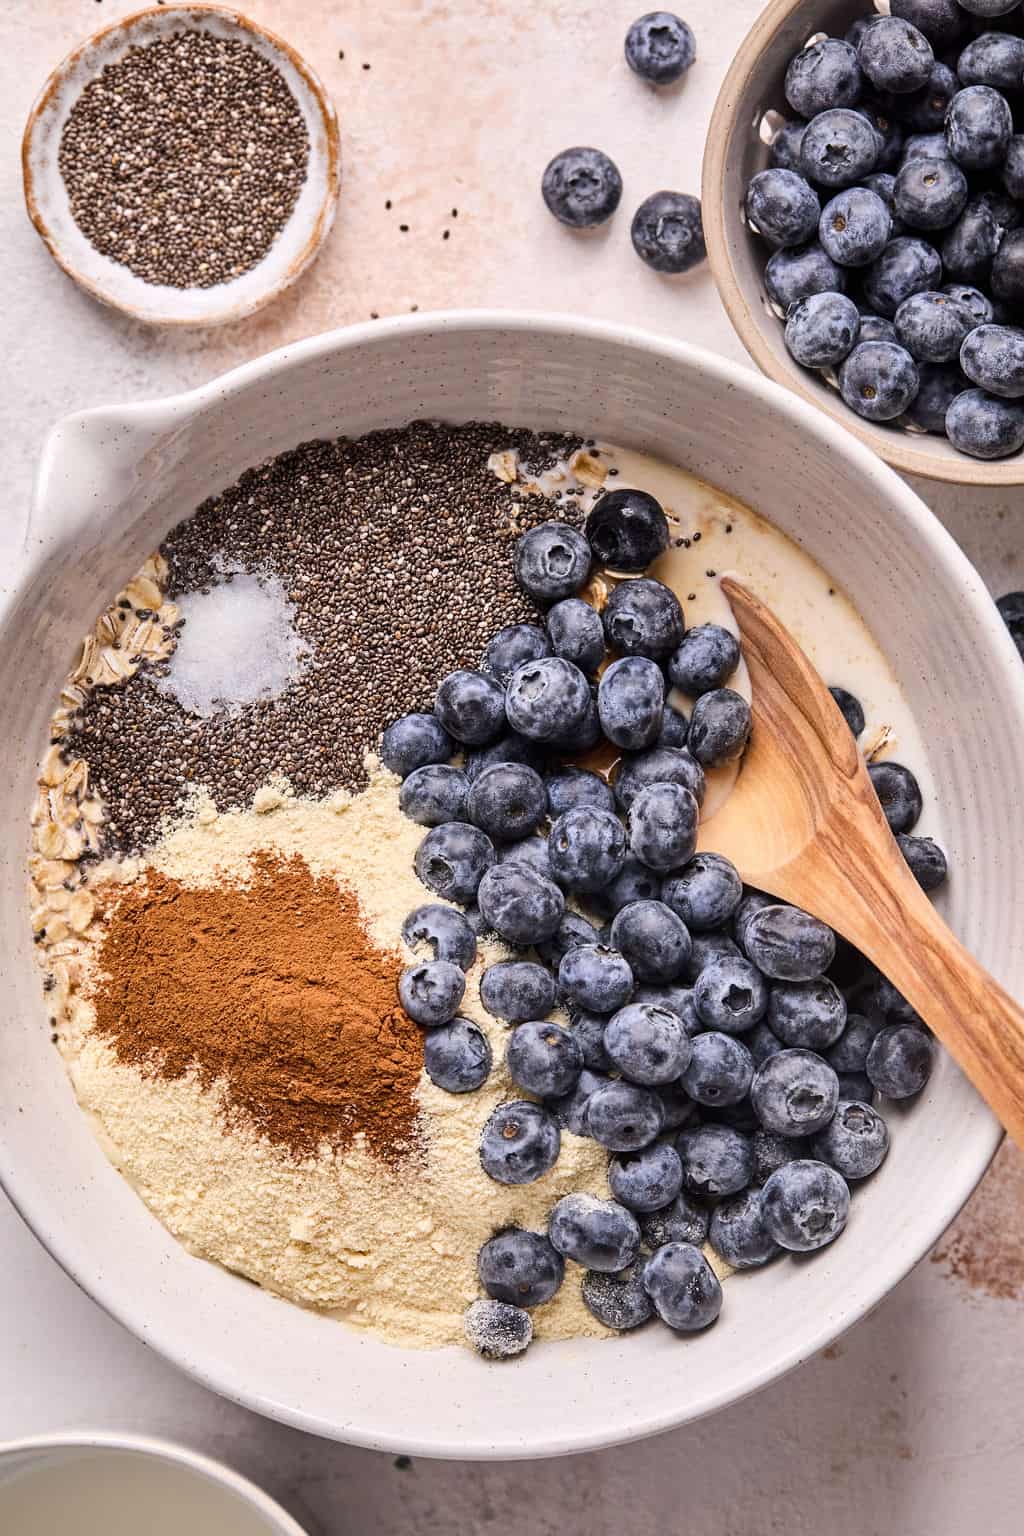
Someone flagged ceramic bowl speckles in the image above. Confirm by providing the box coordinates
[702,0,1024,486]
[1,314,1017,1457]
[21,4,341,327]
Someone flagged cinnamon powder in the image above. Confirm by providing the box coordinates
[90,852,423,1160]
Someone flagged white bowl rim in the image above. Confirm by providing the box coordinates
[0,1429,308,1533]
[3,309,1011,1457]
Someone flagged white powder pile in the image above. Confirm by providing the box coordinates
[153,570,309,718]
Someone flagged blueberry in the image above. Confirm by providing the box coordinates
[545,598,606,675]
[975,186,1022,236]
[747,1021,785,1068]
[398,959,466,1026]
[514,522,592,607]
[477,861,565,945]
[677,1123,753,1196]
[415,820,495,905]
[829,686,865,737]
[643,1242,722,1331]
[733,888,775,948]
[800,108,880,188]
[610,899,692,983]
[656,705,691,748]
[992,229,1024,304]
[846,18,872,48]
[545,767,614,819]
[597,656,665,750]
[654,1078,699,1129]
[465,762,547,844]
[836,1070,877,1102]
[751,1048,840,1137]
[424,1017,492,1093]
[903,360,970,430]
[478,1227,565,1307]
[667,628,739,700]
[602,577,685,660]
[1003,133,1024,198]
[761,1159,851,1251]
[901,130,952,164]
[949,385,1024,454]
[767,975,848,1051]
[866,1023,933,1097]
[896,289,974,363]
[559,945,634,1015]
[613,745,706,812]
[464,1298,533,1359]
[541,147,623,228]
[401,903,478,969]
[624,11,696,86]
[507,1020,583,1098]
[480,1100,561,1184]
[751,1127,807,1184]
[958,0,1024,13]
[630,191,706,273]
[547,1064,607,1133]
[864,170,899,218]
[709,1187,782,1269]
[902,60,959,131]
[890,0,967,49]
[817,187,892,269]
[549,1193,641,1272]
[894,156,968,231]
[497,833,554,881]
[585,487,670,572]
[858,16,934,94]
[765,242,848,310]
[839,339,921,419]
[399,763,469,827]
[786,290,863,368]
[868,760,923,832]
[480,960,557,1023]
[958,30,1024,88]
[435,669,506,746]
[826,1014,882,1076]
[693,955,768,1034]
[536,909,603,970]
[859,103,905,174]
[997,589,1024,656]
[941,199,1000,284]
[681,1030,754,1107]
[586,1079,665,1150]
[961,324,1024,397]
[547,806,627,893]
[381,712,453,777]
[863,237,942,316]
[684,928,743,982]
[857,313,900,344]
[661,853,742,932]
[812,1098,890,1179]
[505,656,591,742]
[746,168,822,249]
[784,38,863,118]
[628,782,700,872]
[549,691,603,755]
[640,1190,709,1248]
[592,856,664,919]
[482,623,551,680]
[946,85,1013,170]
[689,687,752,767]
[742,903,836,981]
[631,982,699,1036]
[581,1263,654,1330]
[465,731,547,783]
[603,1001,692,1085]
[856,969,923,1028]
[772,119,808,173]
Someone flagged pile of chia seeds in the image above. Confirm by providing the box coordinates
[65,421,583,856]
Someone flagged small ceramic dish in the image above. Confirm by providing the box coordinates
[702,0,1024,486]
[21,4,340,327]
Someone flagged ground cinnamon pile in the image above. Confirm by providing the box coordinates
[90,852,423,1160]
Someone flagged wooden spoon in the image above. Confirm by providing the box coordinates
[697,577,1024,1144]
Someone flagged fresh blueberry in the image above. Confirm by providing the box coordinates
[902,60,959,131]
[839,339,921,419]
[435,669,506,746]
[656,704,691,748]
[480,1100,561,1184]
[856,969,923,1028]
[586,1079,666,1150]
[863,237,942,316]
[948,385,1024,455]
[547,806,627,893]
[961,324,1024,397]
[941,199,1000,285]
[765,242,848,311]
[826,1013,882,1075]
[654,1079,699,1131]
[585,487,670,573]
[497,833,554,881]
[866,1023,933,1097]
[401,903,478,969]
[661,853,742,933]
[895,289,973,361]
[613,745,705,812]
[751,1127,807,1183]
[591,857,664,921]
[903,360,970,430]
[868,760,923,832]
[1003,134,1024,198]
[894,155,968,230]
[812,1098,890,1179]
[997,589,1024,656]
[772,119,808,173]
[597,657,665,750]
[480,960,556,1023]
[946,85,1013,170]
[746,168,822,249]
[666,628,738,701]
[829,686,865,737]
[786,290,862,367]
[514,522,592,607]
[415,820,495,905]
[536,911,604,972]
[630,191,706,273]
[381,711,453,777]
[836,1070,877,1102]
[478,1227,565,1307]
[687,688,751,767]
[506,1020,583,1097]
[541,147,623,228]
[607,1144,683,1215]
[399,763,469,827]
[747,1021,785,1068]
[423,1017,492,1093]
[610,899,692,983]
[897,832,948,891]
[901,130,952,164]
[709,1186,782,1269]
[464,1298,533,1359]
[631,983,698,1036]
[992,229,1024,304]
[628,782,700,872]
[548,690,603,755]
[398,959,466,1026]
[761,1159,851,1251]
[751,1048,840,1137]
[976,186,1022,237]
[465,731,547,783]
[800,108,880,188]
[818,187,892,267]
[640,1190,709,1248]
[482,623,551,680]
[733,889,775,948]
[549,1193,641,1272]
[466,762,547,844]
[603,1001,692,1085]
[684,928,743,982]
[602,577,685,660]
[858,313,900,344]
[545,598,605,675]
[559,945,634,1015]
[505,656,591,741]
[784,39,863,118]
[581,1263,654,1330]
[858,16,935,94]
[643,1242,722,1331]
[681,1030,754,1107]
[624,11,696,86]
[857,103,904,173]
[864,170,899,218]
[767,976,848,1051]
[693,955,768,1034]
[546,767,614,819]
[958,30,1024,88]
[677,1123,753,1196]
[890,0,967,49]
[958,0,1024,13]
[742,903,836,981]
[547,1064,607,1133]
[477,861,565,945]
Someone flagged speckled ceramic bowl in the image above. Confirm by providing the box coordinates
[0,314,1017,1458]
[22,4,340,326]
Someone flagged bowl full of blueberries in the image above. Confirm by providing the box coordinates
[703,0,1024,481]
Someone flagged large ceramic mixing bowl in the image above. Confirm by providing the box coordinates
[0,313,1018,1458]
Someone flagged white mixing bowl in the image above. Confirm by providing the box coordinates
[0,314,1017,1458]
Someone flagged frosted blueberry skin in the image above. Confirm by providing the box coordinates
[662,852,742,932]
[603,1001,692,1085]
[897,833,948,891]
[667,624,741,695]
[602,576,685,659]
[751,1048,840,1138]
[381,711,453,778]
[435,669,507,746]
[784,38,863,119]
[545,767,614,819]
[624,11,696,86]
[997,590,1024,656]
[465,730,546,783]
[687,688,751,767]
[478,1228,565,1308]
[608,1142,684,1212]
[586,1079,666,1151]
[401,903,478,969]
[761,1159,851,1252]
[992,229,1024,305]
[643,1242,723,1331]
[465,762,547,843]
[828,685,865,737]
[799,108,881,189]
[628,781,700,872]
[480,1101,561,1184]
[958,31,1024,90]
[839,340,920,422]
[584,487,670,572]
[559,945,635,1016]
[505,656,591,742]
[548,806,628,893]
[1002,134,1024,199]
[866,1023,934,1097]
[945,85,1013,171]
[609,899,692,984]
[398,959,466,1027]
[591,855,664,918]
[751,1127,807,1185]
[464,1299,532,1359]
[693,955,769,1035]
[549,1193,641,1272]
[497,834,555,882]
[901,60,958,133]
[513,522,592,607]
[415,821,495,905]
[857,16,935,95]
[640,1190,709,1249]
[765,242,847,310]
[893,156,967,230]
[630,191,706,273]
[541,147,623,228]
[480,960,556,1024]
[399,764,470,827]
[771,119,808,173]
[819,187,892,266]
[812,1099,890,1180]
[476,861,565,946]
[894,290,974,363]
[613,745,706,813]
[681,1031,755,1107]
[581,1264,653,1331]
[546,1064,607,1134]
[482,623,550,681]
[423,1018,493,1093]
[941,200,1000,287]
[745,168,822,249]
[903,361,970,432]
[598,656,665,750]
[545,597,606,675]
[961,324,1024,397]
[785,291,861,368]
[709,1186,782,1269]
[867,760,923,832]
[741,902,836,981]
[890,0,967,50]
[767,976,848,1052]
[863,237,942,316]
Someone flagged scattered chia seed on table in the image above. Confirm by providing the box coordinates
[57,30,309,289]
[63,422,583,856]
